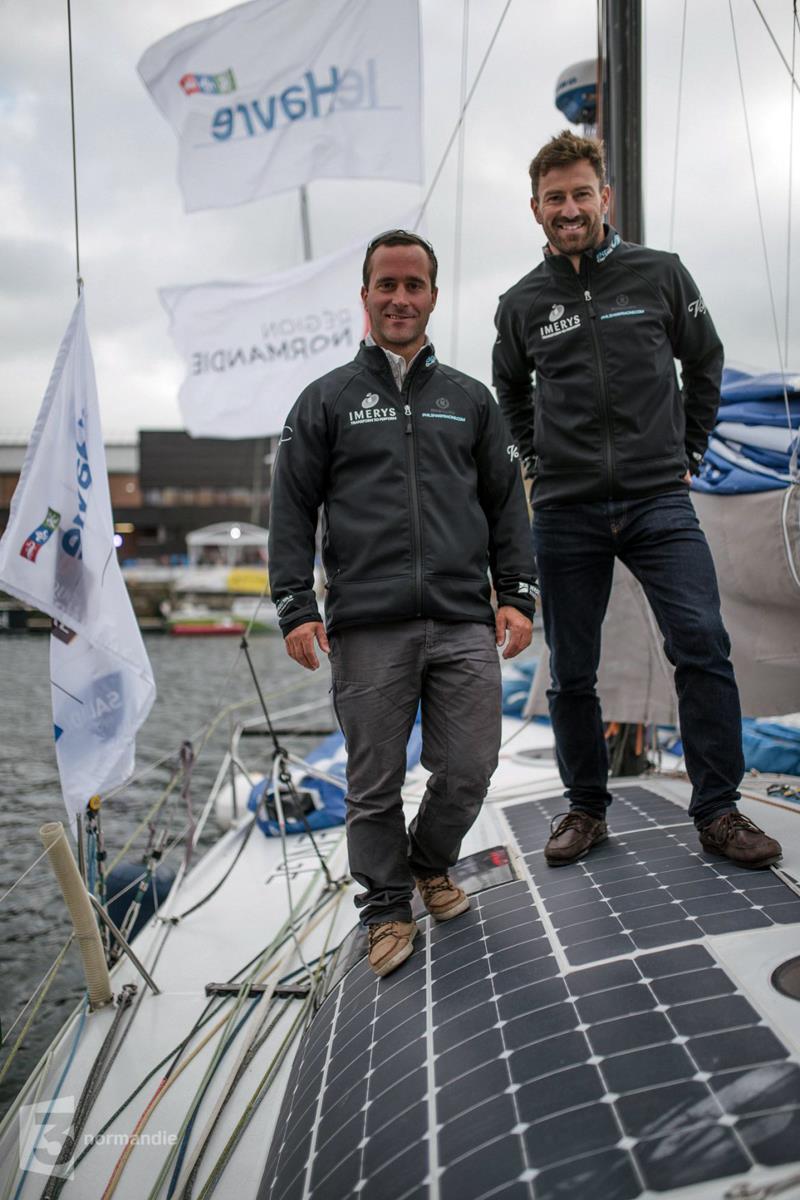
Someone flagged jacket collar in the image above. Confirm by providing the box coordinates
[543,224,622,273]
[356,340,438,386]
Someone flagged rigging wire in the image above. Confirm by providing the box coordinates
[450,0,470,366]
[667,0,689,251]
[786,1,798,364]
[728,0,797,465]
[0,936,74,1080]
[0,845,50,908]
[414,0,514,229]
[749,0,800,95]
[66,0,82,296]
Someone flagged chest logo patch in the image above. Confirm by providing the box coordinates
[348,403,397,425]
[539,313,582,340]
[435,397,450,410]
[549,303,565,322]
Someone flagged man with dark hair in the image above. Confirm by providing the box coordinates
[270,229,534,977]
[493,131,781,869]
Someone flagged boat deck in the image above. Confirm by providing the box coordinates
[2,720,799,1200]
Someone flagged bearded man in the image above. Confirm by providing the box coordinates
[493,130,781,870]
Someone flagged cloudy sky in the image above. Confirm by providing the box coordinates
[1,0,797,442]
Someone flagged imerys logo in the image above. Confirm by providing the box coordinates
[539,312,581,341]
[348,405,397,425]
[688,297,707,318]
[549,304,565,322]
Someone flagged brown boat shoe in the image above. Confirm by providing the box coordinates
[415,874,470,921]
[698,811,782,869]
[544,811,608,866]
[367,920,417,977]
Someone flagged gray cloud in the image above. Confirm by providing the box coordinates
[1,0,797,440]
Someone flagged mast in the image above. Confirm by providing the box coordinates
[601,0,644,243]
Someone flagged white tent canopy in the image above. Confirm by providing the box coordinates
[186,522,268,566]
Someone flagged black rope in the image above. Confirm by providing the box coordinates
[65,0,82,297]
[175,819,257,920]
[240,636,336,888]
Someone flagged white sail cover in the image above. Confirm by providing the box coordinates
[137,0,423,212]
[0,298,156,827]
[526,489,800,723]
[161,238,368,437]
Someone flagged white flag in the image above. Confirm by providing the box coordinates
[161,239,367,437]
[138,0,423,212]
[0,298,156,827]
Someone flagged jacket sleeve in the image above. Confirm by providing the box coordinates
[474,388,537,617]
[666,255,724,466]
[267,387,329,636]
[492,294,536,473]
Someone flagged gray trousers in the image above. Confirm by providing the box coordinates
[329,619,502,925]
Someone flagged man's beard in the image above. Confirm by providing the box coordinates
[545,213,604,257]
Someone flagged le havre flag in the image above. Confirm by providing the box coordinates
[137,0,422,212]
[0,298,156,828]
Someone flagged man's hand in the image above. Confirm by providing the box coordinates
[285,621,329,670]
[495,606,533,660]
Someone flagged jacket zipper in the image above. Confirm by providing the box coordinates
[580,270,616,495]
[403,387,424,614]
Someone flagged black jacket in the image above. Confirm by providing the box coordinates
[492,226,724,507]
[268,342,535,636]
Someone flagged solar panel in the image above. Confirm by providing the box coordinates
[258,786,800,1200]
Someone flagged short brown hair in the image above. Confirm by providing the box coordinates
[529,130,606,198]
[362,229,438,288]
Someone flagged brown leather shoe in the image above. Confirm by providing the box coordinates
[367,920,417,977]
[545,811,608,866]
[415,874,470,921]
[698,811,782,869]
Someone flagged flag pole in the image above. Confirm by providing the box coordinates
[67,0,87,872]
[299,184,313,261]
[66,0,83,298]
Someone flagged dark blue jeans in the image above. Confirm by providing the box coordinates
[532,492,743,826]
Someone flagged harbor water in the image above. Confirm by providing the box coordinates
[0,631,333,1114]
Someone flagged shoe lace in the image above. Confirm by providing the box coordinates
[708,811,762,839]
[368,923,399,948]
[418,875,452,897]
[550,811,599,835]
